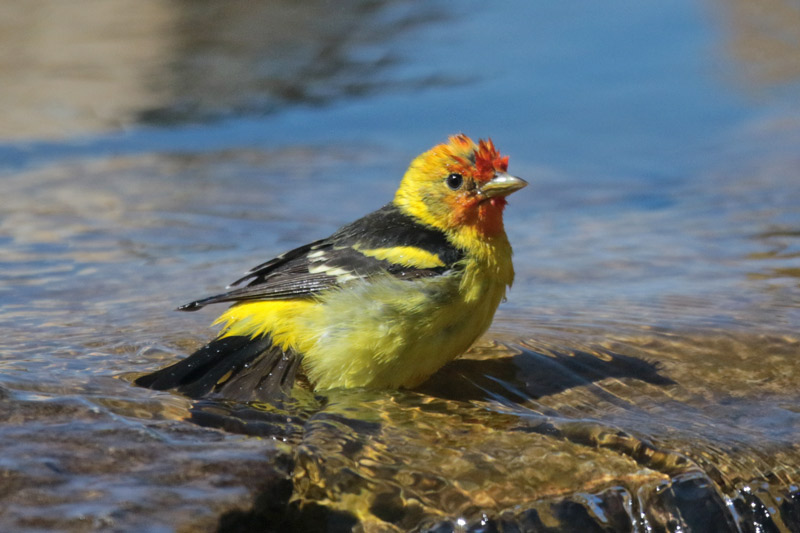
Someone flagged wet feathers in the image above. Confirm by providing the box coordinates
[135,135,526,400]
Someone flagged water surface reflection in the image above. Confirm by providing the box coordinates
[1,0,799,530]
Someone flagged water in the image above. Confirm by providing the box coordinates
[1,0,799,531]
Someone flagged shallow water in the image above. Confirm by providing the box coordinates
[1,0,800,531]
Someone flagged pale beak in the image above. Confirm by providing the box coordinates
[478,172,528,199]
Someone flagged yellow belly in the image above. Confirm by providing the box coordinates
[214,256,511,390]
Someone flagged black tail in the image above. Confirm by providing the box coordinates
[134,336,301,402]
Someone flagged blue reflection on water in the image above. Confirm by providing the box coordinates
[0,0,775,184]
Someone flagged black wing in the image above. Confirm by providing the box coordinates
[178,204,464,311]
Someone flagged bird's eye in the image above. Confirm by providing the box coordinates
[446,173,463,190]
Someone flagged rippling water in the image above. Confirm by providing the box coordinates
[1,0,799,531]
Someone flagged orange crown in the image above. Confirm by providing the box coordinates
[446,134,509,183]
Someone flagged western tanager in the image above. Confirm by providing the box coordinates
[135,135,527,400]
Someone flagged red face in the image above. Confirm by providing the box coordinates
[442,136,511,237]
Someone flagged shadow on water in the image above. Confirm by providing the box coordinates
[2,0,800,531]
[181,338,800,532]
[416,343,675,403]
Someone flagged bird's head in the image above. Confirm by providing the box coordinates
[394,134,527,240]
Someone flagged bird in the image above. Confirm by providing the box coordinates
[135,134,527,401]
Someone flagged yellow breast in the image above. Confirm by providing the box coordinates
[215,238,513,391]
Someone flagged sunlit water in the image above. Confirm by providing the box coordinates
[1,1,799,531]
